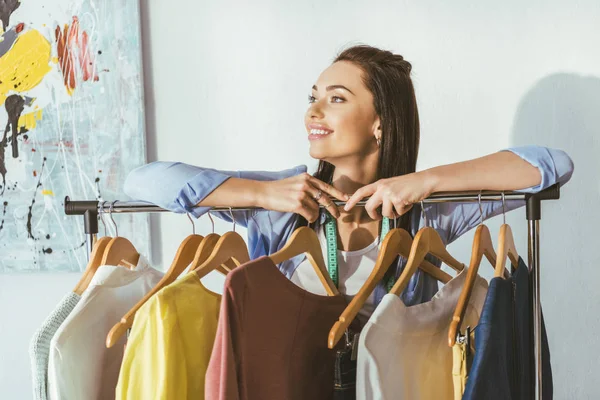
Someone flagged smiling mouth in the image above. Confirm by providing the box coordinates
[308,128,333,140]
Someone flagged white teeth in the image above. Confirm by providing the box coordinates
[310,129,331,135]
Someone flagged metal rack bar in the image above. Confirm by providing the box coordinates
[64,182,560,399]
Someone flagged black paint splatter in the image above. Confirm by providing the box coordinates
[1,94,27,194]
[45,234,50,239]
[42,247,53,254]
[0,0,20,32]
[26,157,46,239]
[0,200,7,234]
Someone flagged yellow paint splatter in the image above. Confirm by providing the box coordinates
[42,190,54,196]
[18,109,43,130]
[0,29,52,105]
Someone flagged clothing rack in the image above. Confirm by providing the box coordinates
[64,183,560,400]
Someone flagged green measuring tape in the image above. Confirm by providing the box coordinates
[324,213,396,292]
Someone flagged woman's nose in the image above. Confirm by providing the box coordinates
[308,102,325,119]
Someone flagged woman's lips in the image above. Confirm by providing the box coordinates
[308,126,334,141]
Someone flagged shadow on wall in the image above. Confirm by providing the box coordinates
[510,73,599,398]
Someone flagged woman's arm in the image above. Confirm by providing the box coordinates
[345,146,574,244]
[123,162,306,225]
[123,161,348,225]
[424,146,574,194]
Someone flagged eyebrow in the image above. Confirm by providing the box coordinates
[312,84,354,95]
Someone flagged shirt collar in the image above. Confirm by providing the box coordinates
[89,254,151,287]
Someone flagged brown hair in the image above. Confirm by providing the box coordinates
[297,45,421,298]
[315,44,420,230]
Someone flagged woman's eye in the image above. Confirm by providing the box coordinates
[331,96,345,103]
[308,95,316,103]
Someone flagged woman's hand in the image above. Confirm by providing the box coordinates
[343,171,438,219]
[258,173,349,223]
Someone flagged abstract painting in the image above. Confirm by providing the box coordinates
[0,0,149,272]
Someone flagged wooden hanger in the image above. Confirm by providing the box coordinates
[269,226,339,296]
[493,223,519,277]
[189,233,232,275]
[390,226,464,296]
[99,201,140,268]
[328,228,452,349]
[448,224,498,346]
[100,236,140,268]
[194,231,250,279]
[105,234,205,348]
[73,237,112,295]
[493,192,520,277]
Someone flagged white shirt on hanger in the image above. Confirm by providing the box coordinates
[47,255,163,400]
[356,267,488,400]
[290,223,379,326]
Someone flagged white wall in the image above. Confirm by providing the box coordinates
[2,0,598,398]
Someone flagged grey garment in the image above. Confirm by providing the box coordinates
[29,292,81,400]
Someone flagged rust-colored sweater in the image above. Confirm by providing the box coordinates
[205,256,347,400]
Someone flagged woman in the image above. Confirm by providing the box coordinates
[125,45,573,322]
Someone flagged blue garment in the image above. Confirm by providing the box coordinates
[463,258,553,399]
[124,145,573,306]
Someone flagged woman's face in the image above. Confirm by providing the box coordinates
[304,61,380,162]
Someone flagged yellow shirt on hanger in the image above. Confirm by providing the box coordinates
[116,272,221,400]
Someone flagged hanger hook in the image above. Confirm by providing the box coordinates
[109,200,118,237]
[99,201,107,237]
[208,211,215,233]
[229,207,236,232]
[478,190,484,226]
[186,213,195,235]
[420,200,428,228]
[501,192,506,225]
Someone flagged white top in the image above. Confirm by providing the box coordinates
[29,292,81,400]
[290,224,380,326]
[356,267,488,400]
[47,256,163,400]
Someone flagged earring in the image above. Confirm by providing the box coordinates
[376,137,381,147]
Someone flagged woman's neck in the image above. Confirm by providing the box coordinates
[330,159,378,226]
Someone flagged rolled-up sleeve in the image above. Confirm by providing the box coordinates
[501,145,574,193]
[123,162,307,222]
[429,145,574,245]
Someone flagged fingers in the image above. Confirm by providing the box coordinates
[344,183,376,211]
[304,183,341,218]
[316,192,341,218]
[308,176,349,202]
[364,192,383,220]
[381,199,396,219]
[299,196,320,223]
[394,202,414,217]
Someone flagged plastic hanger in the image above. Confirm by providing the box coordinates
[106,214,203,348]
[269,226,340,296]
[448,192,500,346]
[100,201,139,268]
[194,208,250,279]
[494,192,520,277]
[389,201,465,296]
[328,216,452,348]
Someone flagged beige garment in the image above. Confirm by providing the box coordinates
[356,267,488,400]
[452,330,475,400]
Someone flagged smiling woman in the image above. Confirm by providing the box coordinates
[125,43,573,316]
[123,42,573,400]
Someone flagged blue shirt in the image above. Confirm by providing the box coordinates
[124,146,573,306]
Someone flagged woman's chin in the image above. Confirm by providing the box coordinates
[308,146,326,160]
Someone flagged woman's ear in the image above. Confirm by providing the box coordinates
[372,118,382,137]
